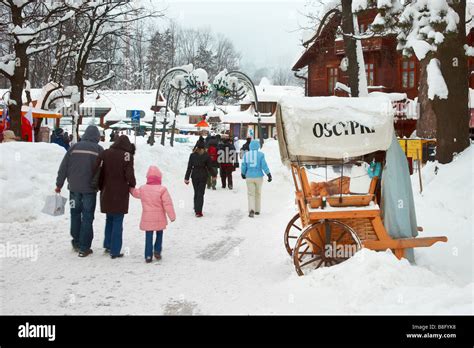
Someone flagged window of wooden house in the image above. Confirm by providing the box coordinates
[365,62,375,86]
[258,102,274,114]
[327,67,338,94]
[359,23,366,34]
[401,58,416,88]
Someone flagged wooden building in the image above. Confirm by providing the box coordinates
[293,8,474,137]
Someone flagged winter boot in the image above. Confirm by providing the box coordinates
[111,253,124,259]
[228,185,233,190]
[78,249,93,258]
[255,212,260,216]
[249,210,255,218]
[196,212,203,218]
[145,258,152,264]
[154,252,162,260]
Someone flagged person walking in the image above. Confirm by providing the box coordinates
[130,166,176,263]
[240,137,251,159]
[55,125,104,257]
[241,140,272,218]
[218,135,238,190]
[51,128,69,151]
[185,141,217,217]
[96,135,136,259]
[206,135,219,190]
[63,131,71,150]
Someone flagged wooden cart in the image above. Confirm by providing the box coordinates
[276,97,447,276]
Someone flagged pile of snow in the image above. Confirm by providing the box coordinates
[411,146,473,285]
[0,142,67,223]
[289,248,471,314]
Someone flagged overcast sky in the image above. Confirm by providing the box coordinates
[154,0,308,72]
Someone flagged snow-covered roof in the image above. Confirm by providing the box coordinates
[368,91,408,102]
[179,105,214,116]
[243,84,304,103]
[222,106,276,124]
[80,90,158,122]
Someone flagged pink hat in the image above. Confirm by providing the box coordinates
[147,165,162,178]
[146,166,162,185]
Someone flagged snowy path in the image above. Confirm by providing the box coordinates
[0,139,472,314]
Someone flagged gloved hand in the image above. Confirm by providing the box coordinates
[241,174,246,180]
[267,174,272,183]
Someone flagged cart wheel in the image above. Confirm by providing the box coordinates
[284,213,302,256]
[293,219,362,276]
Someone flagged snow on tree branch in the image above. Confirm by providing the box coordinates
[427,58,448,100]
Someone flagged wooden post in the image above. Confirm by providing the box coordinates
[417,149,423,193]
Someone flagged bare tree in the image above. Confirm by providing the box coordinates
[0,0,72,136]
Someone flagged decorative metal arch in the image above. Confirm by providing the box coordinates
[149,68,265,147]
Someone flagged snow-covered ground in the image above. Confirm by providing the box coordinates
[0,136,472,315]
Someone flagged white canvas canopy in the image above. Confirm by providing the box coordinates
[276,96,394,162]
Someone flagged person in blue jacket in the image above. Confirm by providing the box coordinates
[51,128,69,151]
[241,140,272,218]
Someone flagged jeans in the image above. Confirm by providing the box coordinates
[145,231,163,259]
[104,213,125,256]
[70,192,97,252]
[192,179,207,213]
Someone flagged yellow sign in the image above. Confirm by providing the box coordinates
[398,138,436,161]
[406,139,423,160]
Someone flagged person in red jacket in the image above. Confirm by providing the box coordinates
[21,115,33,142]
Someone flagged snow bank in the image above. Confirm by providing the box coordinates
[0,142,67,223]
[291,248,472,314]
[411,146,474,286]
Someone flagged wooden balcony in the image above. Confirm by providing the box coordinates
[335,36,392,55]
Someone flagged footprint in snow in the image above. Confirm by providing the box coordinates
[197,237,243,261]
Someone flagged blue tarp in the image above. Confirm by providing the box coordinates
[381,134,418,263]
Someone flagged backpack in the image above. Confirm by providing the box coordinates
[208,145,218,162]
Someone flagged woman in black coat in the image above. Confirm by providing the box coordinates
[184,141,216,217]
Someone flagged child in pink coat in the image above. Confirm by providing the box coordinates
[130,165,176,263]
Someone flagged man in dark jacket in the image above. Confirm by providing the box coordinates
[96,135,136,259]
[185,141,216,217]
[55,125,104,257]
